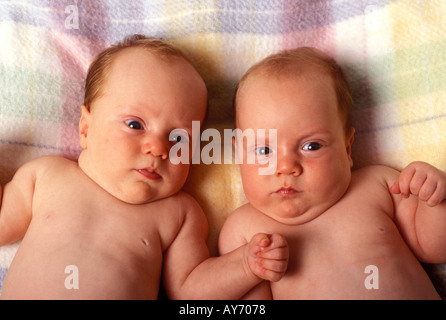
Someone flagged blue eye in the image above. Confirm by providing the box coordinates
[255,147,273,156]
[169,129,189,144]
[125,120,144,130]
[170,135,184,143]
[302,142,322,151]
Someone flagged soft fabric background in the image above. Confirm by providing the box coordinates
[0,0,445,298]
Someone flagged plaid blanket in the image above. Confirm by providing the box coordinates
[1,0,445,298]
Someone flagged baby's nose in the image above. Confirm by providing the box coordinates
[141,136,169,160]
[276,154,302,176]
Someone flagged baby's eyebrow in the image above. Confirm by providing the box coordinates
[127,102,155,113]
[172,124,193,137]
[291,127,334,136]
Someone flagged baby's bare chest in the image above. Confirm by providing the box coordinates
[272,203,418,298]
[28,173,182,260]
[288,205,402,263]
[3,161,186,298]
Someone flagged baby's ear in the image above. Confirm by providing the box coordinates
[232,135,244,164]
[346,127,355,168]
[79,105,91,150]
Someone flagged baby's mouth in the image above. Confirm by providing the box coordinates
[275,187,300,196]
[136,168,162,181]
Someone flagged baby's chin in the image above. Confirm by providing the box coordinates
[109,183,178,205]
[255,202,327,226]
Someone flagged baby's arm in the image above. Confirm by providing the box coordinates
[390,161,446,263]
[162,197,288,299]
[0,160,36,246]
[219,234,274,300]
[217,207,282,300]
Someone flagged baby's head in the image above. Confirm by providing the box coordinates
[233,47,355,224]
[83,34,198,112]
[234,47,353,136]
[78,35,207,204]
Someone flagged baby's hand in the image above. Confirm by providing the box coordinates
[390,161,446,207]
[245,233,289,282]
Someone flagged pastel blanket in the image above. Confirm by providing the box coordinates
[0,0,445,298]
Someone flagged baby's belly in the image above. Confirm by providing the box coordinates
[1,227,163,299]
[273,217,440,299]
[274,254,439,299]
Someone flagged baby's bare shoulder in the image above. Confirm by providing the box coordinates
[225,203,258,224]
[160,191,203,213]
[22,155,75,173]
[10,155,73,183]
[220,203,266,238]
[352,165,400,186]
[347,165,401,215]
[152,191,207,228]
[219,204,251,253]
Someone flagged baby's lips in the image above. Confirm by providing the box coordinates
[275,187,299,195]
[137,168,162,180]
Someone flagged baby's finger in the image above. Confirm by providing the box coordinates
[398,165,416,197]
[426,182,446,207]
[390,181,401,195]
[409,170,428,197]
[259,268,286,283]
[258,258,288,273]
[258,246,288,260]
[418,178,437,202]
[251,233,271,250]
[262,233,287,251]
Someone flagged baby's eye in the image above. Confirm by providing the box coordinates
[302,142,322,151]
[255,147,273,156]
[169,129,189,144]
[125,120,144,130]
[170,135,184,143]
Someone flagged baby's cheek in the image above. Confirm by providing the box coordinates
[167,164,190,189]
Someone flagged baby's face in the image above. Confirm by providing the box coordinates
[236,72,354,224]
[79,48,207,204]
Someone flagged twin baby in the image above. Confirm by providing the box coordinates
[0,35,445,299]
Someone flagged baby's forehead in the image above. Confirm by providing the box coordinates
[102,48,206,95]
[235,70,340,125]
[237,68,335,111]
[108,47,181,75]
[246,63,333,87]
